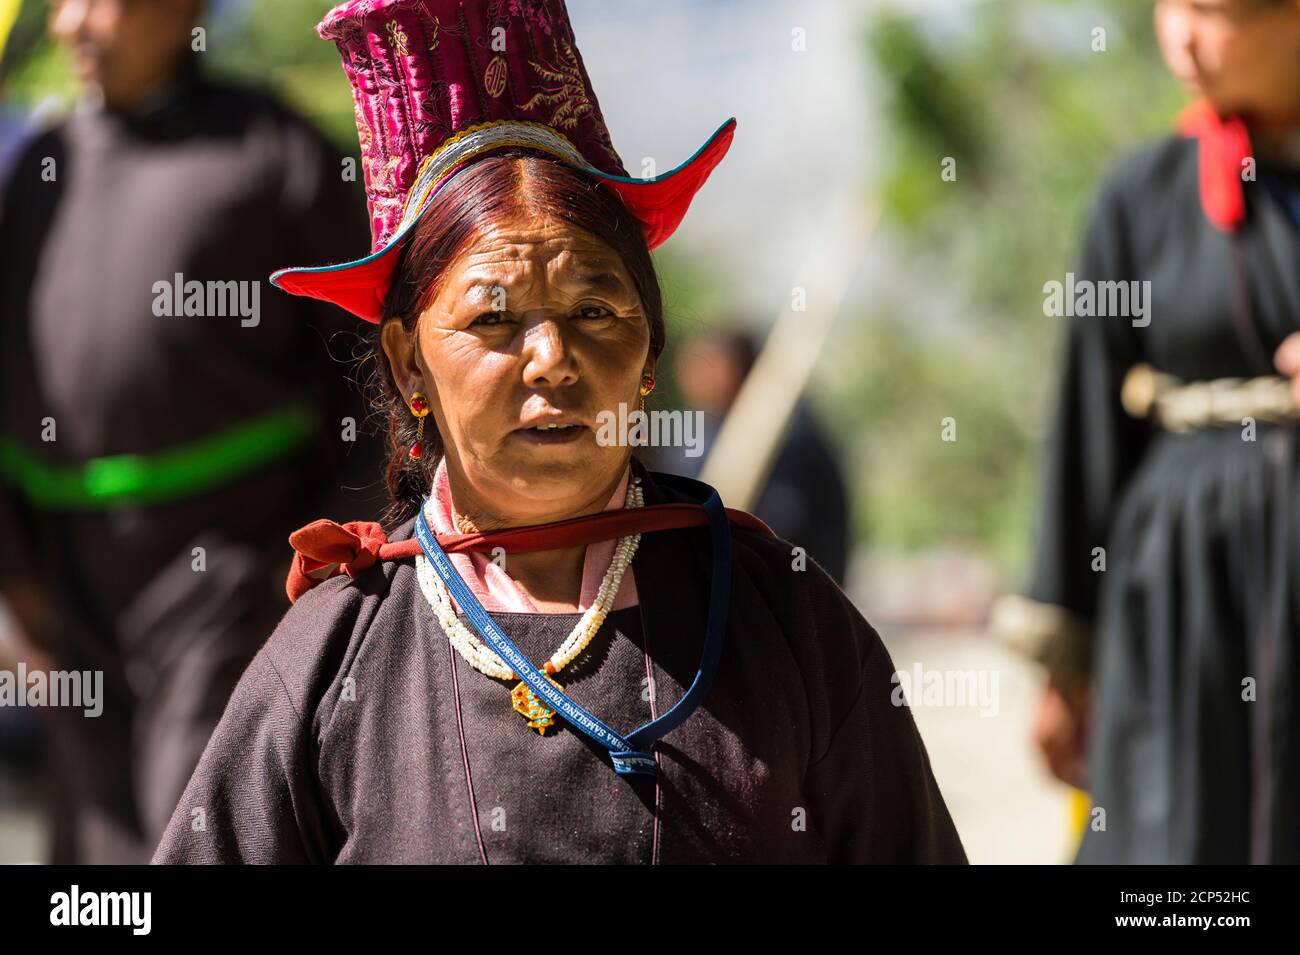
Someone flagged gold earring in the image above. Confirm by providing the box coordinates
[408,391,429,459]
[638,374,655,413]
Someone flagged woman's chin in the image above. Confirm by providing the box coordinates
[489,449,627,513]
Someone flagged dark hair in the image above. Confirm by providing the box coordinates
[363,152,666,530]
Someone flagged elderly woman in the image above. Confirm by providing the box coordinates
[152,0,965,865]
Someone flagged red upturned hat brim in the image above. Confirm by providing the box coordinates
[270,117,736,324]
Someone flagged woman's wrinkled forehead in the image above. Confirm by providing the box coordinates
[437,216,640,308]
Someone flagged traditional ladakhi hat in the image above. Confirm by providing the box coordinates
[271,0,737,323]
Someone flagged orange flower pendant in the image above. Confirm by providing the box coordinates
[511,672,564,735]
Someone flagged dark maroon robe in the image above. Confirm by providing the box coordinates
[152,464,966,863]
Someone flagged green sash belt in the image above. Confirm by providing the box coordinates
[0,403,319,509]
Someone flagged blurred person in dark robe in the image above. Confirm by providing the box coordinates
[654,327,851,585]
[0,0,380,862]
[994,0,1300,863]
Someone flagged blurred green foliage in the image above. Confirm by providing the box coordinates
[204,0,358,147]
[1,0,73,103]
[821,0,1185,576]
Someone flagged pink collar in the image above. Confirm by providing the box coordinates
[424,458,639,614]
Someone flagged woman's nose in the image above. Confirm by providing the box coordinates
[521,317,579,388]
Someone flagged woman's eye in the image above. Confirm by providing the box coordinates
[576,305,613,321]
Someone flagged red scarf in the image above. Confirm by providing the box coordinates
[286,503,775,603]
[1178,98,1253,233]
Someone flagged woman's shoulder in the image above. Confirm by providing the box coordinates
[641,466,869,641]
[730,523,848,606]
[264,515,421,719]
[728,523,882,683]
[717,515,902,775]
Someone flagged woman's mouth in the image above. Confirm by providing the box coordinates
[514,423,588,445]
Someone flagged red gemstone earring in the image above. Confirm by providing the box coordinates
[408,391,430,459]
[638,374,655,413]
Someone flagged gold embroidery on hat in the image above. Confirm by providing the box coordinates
[484,56,509,98]
[386,20,410,57]
[518,34,592,131]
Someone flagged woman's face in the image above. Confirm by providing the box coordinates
[1154,0,1300,118]
[382,207,653,526]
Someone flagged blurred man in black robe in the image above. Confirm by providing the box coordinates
[0,0,380,862]
[655,327,851,585]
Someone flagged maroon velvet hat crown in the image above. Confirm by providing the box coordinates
[270,0,737,323]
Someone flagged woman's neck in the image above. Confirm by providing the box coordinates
[497,546,590,612]
[442,463,631,612]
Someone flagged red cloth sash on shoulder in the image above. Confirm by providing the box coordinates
[1178,98,1253,233]
[286,504,775,603]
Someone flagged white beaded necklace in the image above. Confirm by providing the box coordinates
[415,474,644,733]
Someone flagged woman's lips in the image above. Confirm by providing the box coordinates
[512,423,588,445]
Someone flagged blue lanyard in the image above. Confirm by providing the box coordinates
[414,476,733,777]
